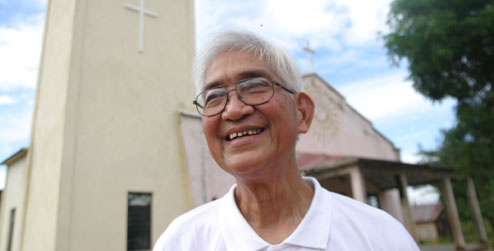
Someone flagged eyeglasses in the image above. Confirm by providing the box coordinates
[193,77,295,117]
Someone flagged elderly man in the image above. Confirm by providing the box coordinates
[153,30,419,250]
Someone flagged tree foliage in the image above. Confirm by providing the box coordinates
[383,0,494,233]
[384,0,494,106]
[436,103,494,230]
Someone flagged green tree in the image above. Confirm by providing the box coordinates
[436,103,494,230]
[382,0,494,233]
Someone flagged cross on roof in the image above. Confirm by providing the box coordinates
[125,0,158,53]
[303,41,316,73]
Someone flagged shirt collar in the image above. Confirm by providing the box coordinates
[282,177,332,249]
[220,177,333,251]
[221,185,269,251]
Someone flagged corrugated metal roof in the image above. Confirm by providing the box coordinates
[411,204,443,223]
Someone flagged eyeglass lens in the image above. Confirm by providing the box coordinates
[197,78,274,116]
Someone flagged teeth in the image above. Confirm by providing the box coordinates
[229,129,262,140]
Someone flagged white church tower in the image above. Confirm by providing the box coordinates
[0,0,196,250]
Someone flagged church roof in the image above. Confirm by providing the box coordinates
[302,73,346,101]
[1,148,28,166]
[297,152,456,190]
[301,73,398,151]
[296,152,353,171]
[411,204,443,223]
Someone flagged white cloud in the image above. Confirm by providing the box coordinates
[0,95,18,104]
[0,167,5,189]
[263,0,346,37]
[337,72,456,166]
[401,148,422,164]
[0,110,32,143]
[407,185,439,205]
[194,0,392,52]
[336,0,392,46]
[0,14,44,90]
[338,72,455,122]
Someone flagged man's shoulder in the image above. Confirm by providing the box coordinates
[309,177,408,231]
[165,198,222,235]
[322,190,419,250]
[328,190,397,222]
[153,199,224,251]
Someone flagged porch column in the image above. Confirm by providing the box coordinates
[349,167,366,203]
[397,174,417,241]
[441,177,465,249]
[465,176,488,245]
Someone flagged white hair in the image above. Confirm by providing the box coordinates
[193,30,302,95]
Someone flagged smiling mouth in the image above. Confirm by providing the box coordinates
[226,128,265,141]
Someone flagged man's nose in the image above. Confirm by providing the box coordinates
[221,90,254,120]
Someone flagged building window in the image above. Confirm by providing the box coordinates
[7,208,16,251]
[127,193,151,251]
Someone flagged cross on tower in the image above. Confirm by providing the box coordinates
[303,41,316,72]
[124,0,158,53]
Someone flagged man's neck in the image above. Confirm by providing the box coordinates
[234,165,314,244]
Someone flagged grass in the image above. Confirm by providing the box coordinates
[419,219,494,248]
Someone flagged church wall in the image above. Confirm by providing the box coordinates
[0,155,27,251]
[298,75,400,161]
[17,0,196,250]
[21,0,77,250]
[179,113,235,206]
[55,0,196,250]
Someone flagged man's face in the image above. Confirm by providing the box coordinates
[202,50,301,178]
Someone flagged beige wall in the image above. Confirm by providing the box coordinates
[416,222,439,241]
[179,112,235,206]
[22,0,77,250]
[0,154,28,251]
[19,0,196,250]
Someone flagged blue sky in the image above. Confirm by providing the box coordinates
[0,0,450,203]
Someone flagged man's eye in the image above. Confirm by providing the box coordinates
[241,80,270,93]
[204,91,225,106]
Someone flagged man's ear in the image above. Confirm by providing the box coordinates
[295,92,315,134]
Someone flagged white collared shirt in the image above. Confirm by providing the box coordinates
[153,177,419,251]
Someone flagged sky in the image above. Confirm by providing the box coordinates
[0,0,450,203]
